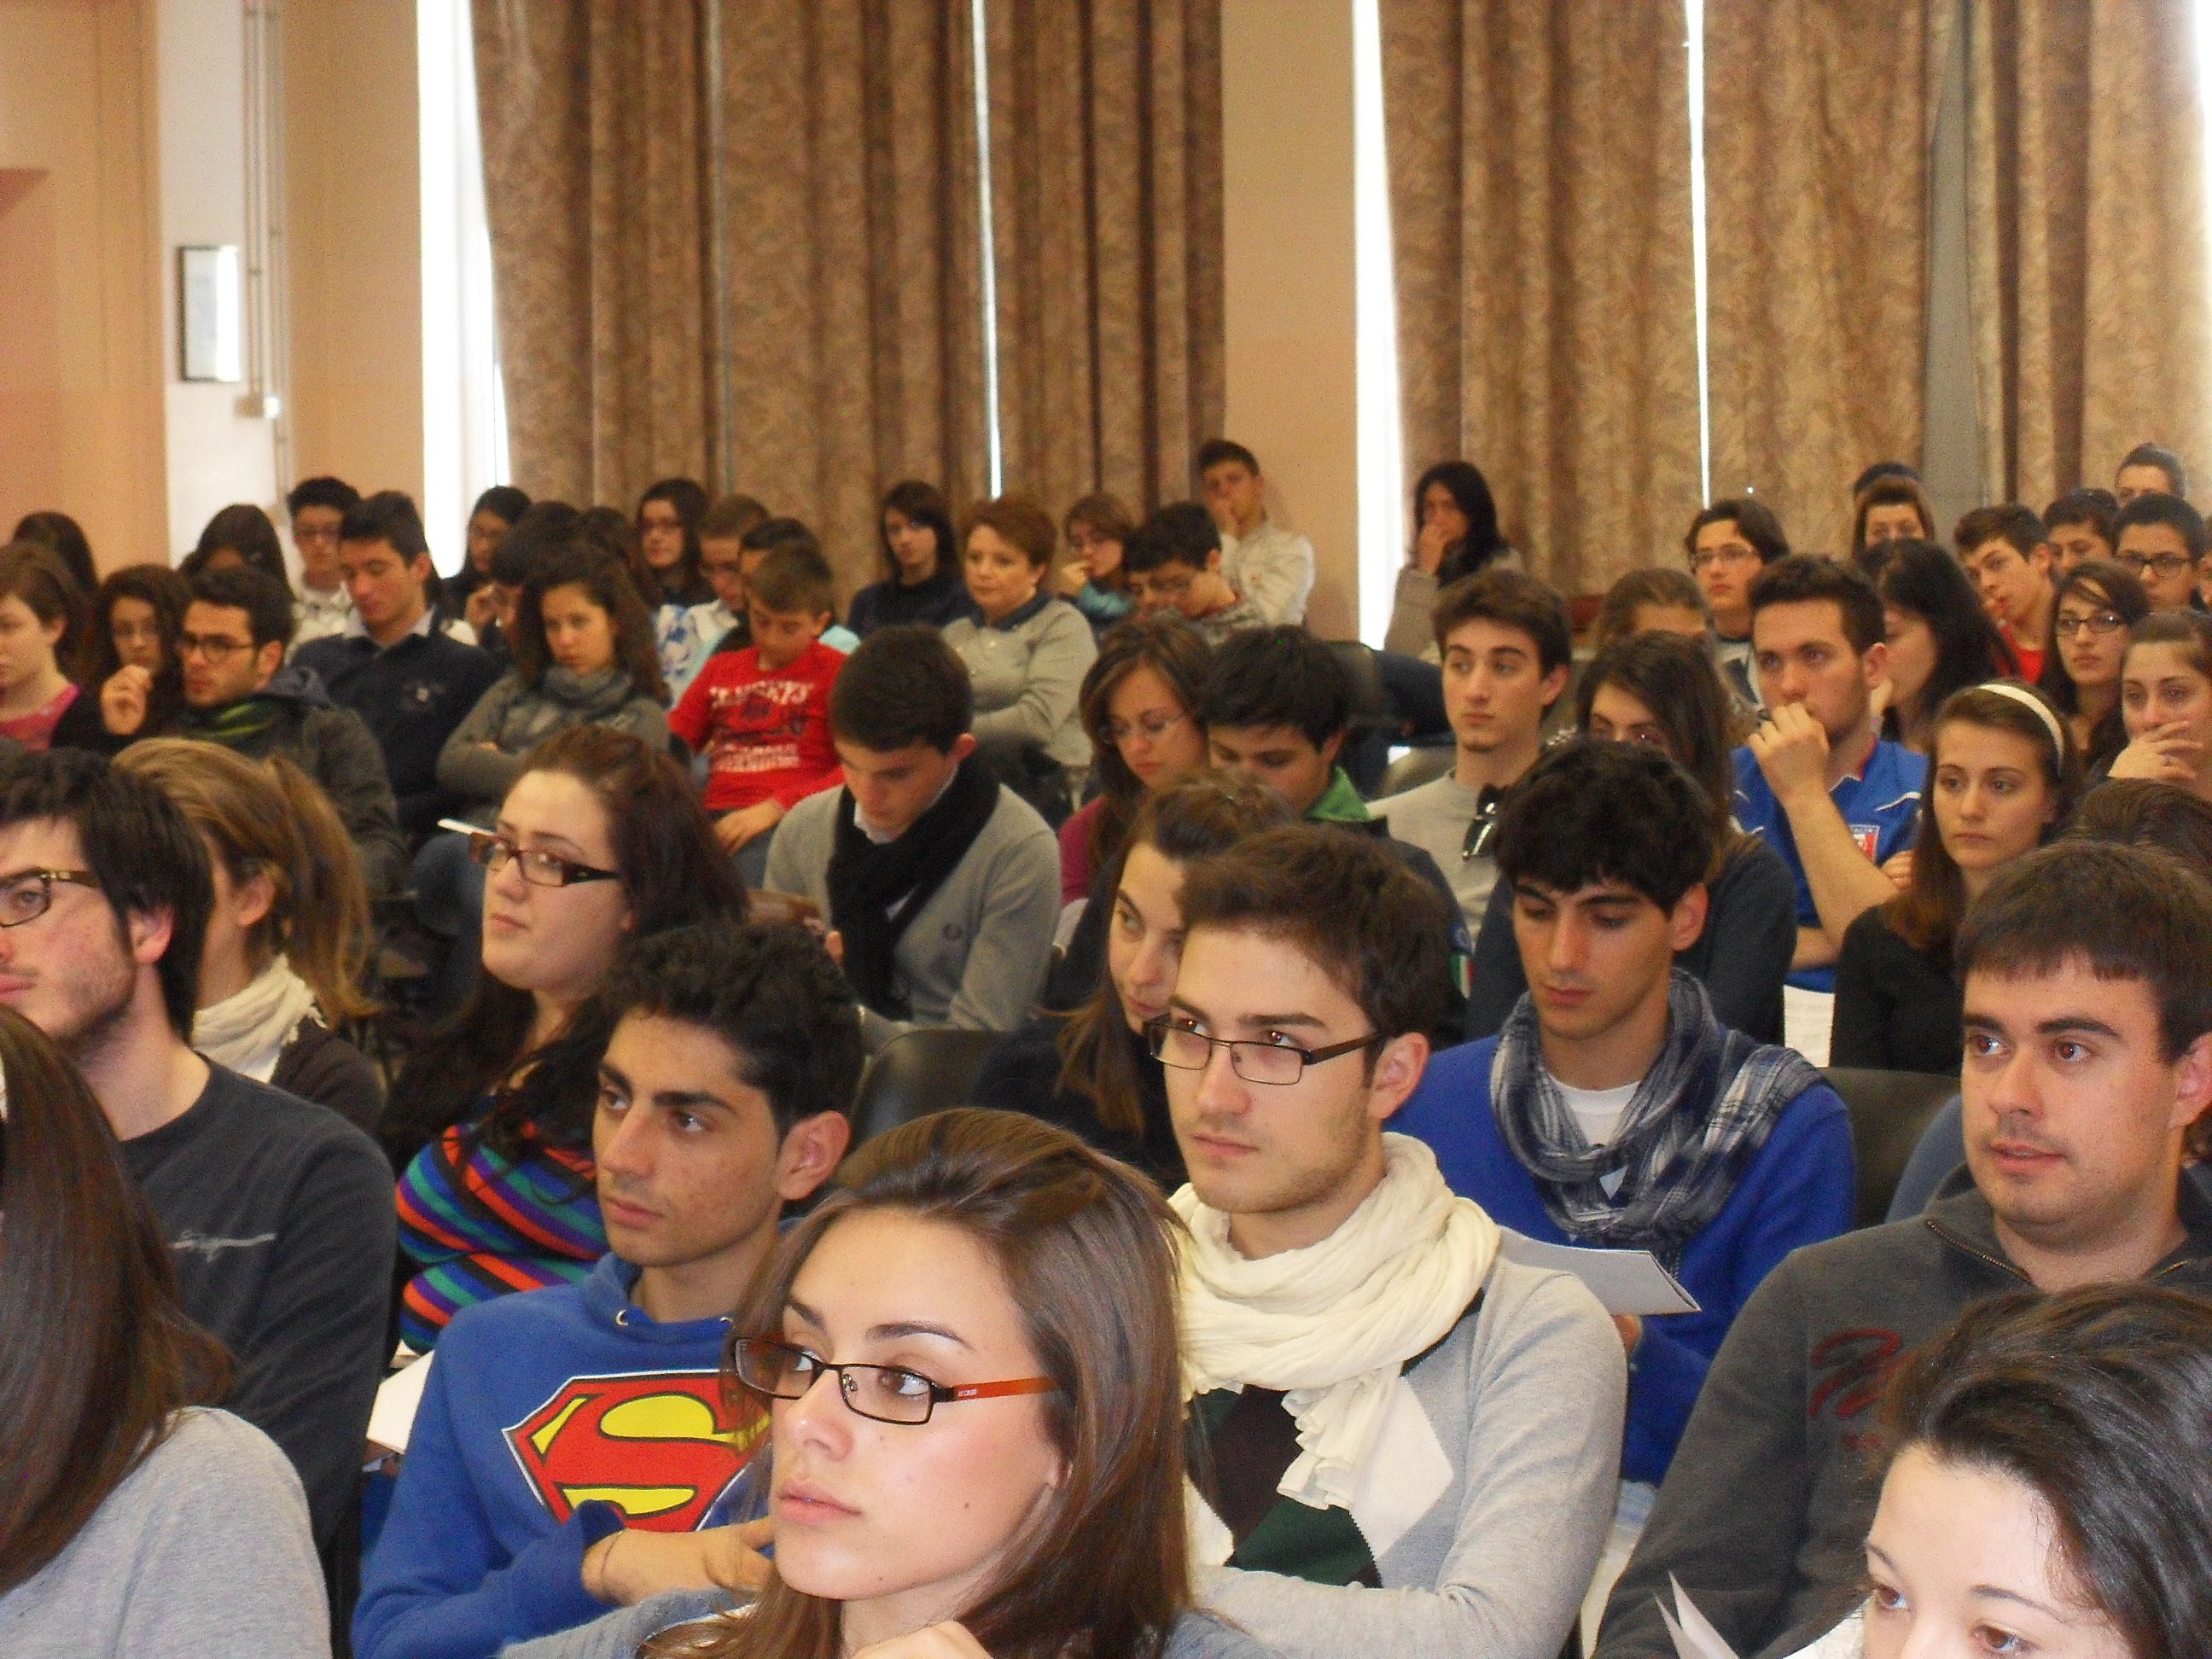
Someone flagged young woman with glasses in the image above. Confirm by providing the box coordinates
[53,564,191,754]
[381,725,748,1348]
[2046,559,2150,776]
[503,1109,1269,1659]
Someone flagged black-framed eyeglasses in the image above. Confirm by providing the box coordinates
[0,868,99,928]
[438,820,620,888]
[733,1337,1057,1426]
[177,632,256,662]
[2119,551,2194,579]
[2053,609,2128,637]
[1147,1014,1383,1086]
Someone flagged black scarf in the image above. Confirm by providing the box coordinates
[826,757,1002,1017]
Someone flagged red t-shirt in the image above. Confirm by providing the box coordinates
[669,639,846,814]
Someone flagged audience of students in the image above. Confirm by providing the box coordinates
[2046,556,2148,773]
[0,748,396,1627]
[1832,683,2079,1075]
[2114,488,2206,611]
[940,494,1098,824]
[293,492,503,837]
[62,562,189,753]
[763,625,1059,1051]
[1162,824,1622,1659]
[1590,567,1712,655]
[2110,608,2212,801]
[2115,439,2187,504]
[171,566,411,894]
[1057,614,1214,905]
[1198,439,1316,626]
[1123,501,1267,643]
[1059,492,1138,631]
[2044,485,2119,572]
[1466,635,1797,1043]
[9,507,97,597]
[182,501,291,587]
[1594,839,2212,1657]
[288,474,364,647]
[1954,504,2059,683]
[0,1004,329,1653]
[975,771,1292,1190]
[1734,556,1927,992]
[1685,498,1790,710]
[1382,460,1519,658]
[669,539,847,886]
[1399,742,1852,1640]
[356,923,859,1659]
[1849,474,1938,565]
[386,725,748,1349]
[1868,538,2020,754]
[848,480,971,634]
[1377,568,1571,934]
[0,543,86,750]
[118,737,382,1131]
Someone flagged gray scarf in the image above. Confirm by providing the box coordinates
[1490,970,1821,1267]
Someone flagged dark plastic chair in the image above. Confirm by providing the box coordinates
[1822,1067,1959,1227]
[1329,640,1400,795]
[1376,744,1455,800]
[850,1027,1007,1147]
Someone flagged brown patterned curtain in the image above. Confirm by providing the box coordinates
[1382,0,1702,597]
[1966,0,2212,508]
[474,0,988,598]
[984,0,1225,518]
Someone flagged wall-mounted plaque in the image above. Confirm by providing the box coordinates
[179,245,243,382]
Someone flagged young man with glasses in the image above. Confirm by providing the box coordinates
[1684,499,1790,712]
[286,473,361,648]
[2115,489,2209,613]
[1376,568,1571,935]
[1160,824,1623,1659]
[357,923,856,1659]
[0,748,395,1637]
[1123,502,1266,643]
[168,566,410,894]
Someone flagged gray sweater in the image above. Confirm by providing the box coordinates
[1196,1258,1625,1659]
[763,781,1060,1052]
[942,597,1098,771]
[0,1408,330,1657]
[437,667,671,819]
[504,1602,1280,1659]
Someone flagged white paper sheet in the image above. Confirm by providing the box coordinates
[1499,1231,1702,1316]
[1660,1575,1741,1659]
[366,1350,434,1460]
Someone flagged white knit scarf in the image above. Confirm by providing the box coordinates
[1171,1133,1501,1511]
[192,958,317,1084]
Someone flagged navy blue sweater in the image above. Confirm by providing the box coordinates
[1394,1035,1855,1483]
[295,626,501,836]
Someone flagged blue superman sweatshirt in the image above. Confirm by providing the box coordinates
[355,1252,768,1659]
[1394,1035,1855,1485]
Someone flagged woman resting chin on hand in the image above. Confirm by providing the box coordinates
[504,1110,1276,1659]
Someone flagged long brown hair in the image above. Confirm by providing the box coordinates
[117,739,377,1023]
[77,562,190,694]
[512,549,669,703]
[1077,616,1215,877]
[0,1004,232,1592]
[1575,632,1741,857]
[0,542,87,669]
[1888,683,2081,963]
[1058,773,1294,1136]
[655,1109,1190,1659]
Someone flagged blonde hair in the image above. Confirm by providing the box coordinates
[116,740,376,1023]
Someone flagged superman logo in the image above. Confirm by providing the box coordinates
[505,1371,768,1532]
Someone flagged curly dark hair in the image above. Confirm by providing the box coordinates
[1495,738,1715,915]
[511,550,668,703]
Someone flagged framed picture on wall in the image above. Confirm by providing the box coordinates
[178,245,242,382]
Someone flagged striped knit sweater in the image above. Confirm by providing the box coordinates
[396,1111,607,1350]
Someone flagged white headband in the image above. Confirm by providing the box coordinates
[1970,681,2068,759]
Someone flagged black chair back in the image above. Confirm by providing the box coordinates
[1822,1067,1959,1227]
[1376,744,1454,799]
[851,1027,1007,1147]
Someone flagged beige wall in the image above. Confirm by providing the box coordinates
[286,0,422,512]
[1220,0,1359,639]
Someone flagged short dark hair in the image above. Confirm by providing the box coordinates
[1121,503,1221,576]
[2115,490,2209,561]
[189,567,296,650]
[830,625,973,753]
[1851,461,1921,494]
[285,476,359,520]
[1198,626,1349,748]
[740,516,821,558]
[700,494,771,544]
[1591,568,1710,655]
[1954,504,2050,561]
[1175,824,1452,1045]
[182,504,288,588]
[0,750,212,1039]
[1496,740,1714,914]
[1683,498,1790,566]
[1956,840,2212,1062]
[492,501,585,587]
[1432,568,1574,679]
[1195,439,1260,477]
[2121,441,2188,498]
[602,923,863,1138]
[2045,487,2119,544]
[471,485,531,527]
[748,543,836,618]
[339,490,432,562]
[2069,779,2212,875]
[1749,555,1886,656]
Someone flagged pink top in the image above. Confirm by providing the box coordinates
[1058,795,1106,905]
[0,681,79,751]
